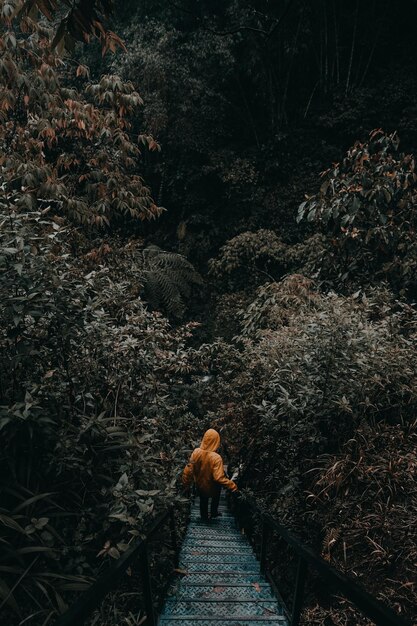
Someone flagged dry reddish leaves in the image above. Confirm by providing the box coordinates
[305,421,417,623]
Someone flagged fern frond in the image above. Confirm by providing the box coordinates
[141,245,203,318]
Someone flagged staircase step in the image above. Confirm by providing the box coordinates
[181,546,254,557]
[190,508,230,514]
[186,531,246,541]
[190,511,235,518]
[190,512,235,518]
[183,563,261,573]
[158,495,288,626]
[183,539,247,548]
[162,599,283,617]
[173,585,276,600]
[159,617,287,624]
[182,573,270,589]
[179,573,268,586]
[189,519,237,527]
[182,542,249,553]
[181,555,258,566]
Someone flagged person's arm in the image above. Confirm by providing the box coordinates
[212,455,238,491]
[182,451,196,488]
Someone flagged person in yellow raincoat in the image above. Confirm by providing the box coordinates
[182,428,238,521]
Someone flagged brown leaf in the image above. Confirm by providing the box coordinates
[76,65,89,78]
[173,568,188,576]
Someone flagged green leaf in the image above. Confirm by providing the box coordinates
[135,489,160,497]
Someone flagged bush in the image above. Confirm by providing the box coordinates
[0,10,161,227]
[297,130,417,297]
[208,229,288,290]
[198,275,417,621]
[306,420,417,621]
[0,209,203,623]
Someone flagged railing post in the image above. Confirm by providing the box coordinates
[291,556,307,626]
[237,495,245,533]
[140,541,156,626]
[232,493,239,530]
[169,506,179,568]
[260,519,270,575]
[235,496,241,531]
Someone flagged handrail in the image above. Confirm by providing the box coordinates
[55,505,179,626]
[55,489,411,626]
[231,492,411,626]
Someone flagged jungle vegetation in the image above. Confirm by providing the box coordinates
[1,1,416,624]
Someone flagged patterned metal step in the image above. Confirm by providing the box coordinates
[183,562,260,573]
[189,505,226,510]
[186,531,246,541]
[189,520,237,528]
[159,617,287,624]
[188,520,237,529]
[189,510,235,517]
[174,585,276,601]
[186,530,246,541]
[185,536,249,545]
[191,503,230,507]
[179,573,268,586]
[182,542,248,553]
[189,506,229,512]
[189,511,232,516]
[162,599,283,617]
[181,554,257,566]
[190,512,236,525]
[181,546,253,557]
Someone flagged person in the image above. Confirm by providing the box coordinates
[182,428,238,521]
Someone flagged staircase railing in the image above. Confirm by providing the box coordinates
[231,492,411,626]
[55,505,179,626]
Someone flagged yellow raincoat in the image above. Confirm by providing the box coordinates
[182,429,238,496]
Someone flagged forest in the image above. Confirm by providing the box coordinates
[0,0,416,625]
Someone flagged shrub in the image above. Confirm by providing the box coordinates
[0,209,203,623]
[0,8,160,227]
[209,229,288,290]
[306,420,417,620]
[297,130,417,296]
[203,276,417,518]
[195,275,417,621]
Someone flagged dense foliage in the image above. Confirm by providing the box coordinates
[105,0,417,263]
[0,205,206,622]
[0,5,198,623]
[0,3,161,227]
[2,0,417,625]
[3,0,124,53]
[202,277,417,620]
[298,130,417,297]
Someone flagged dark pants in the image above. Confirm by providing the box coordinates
[198,484,221,520]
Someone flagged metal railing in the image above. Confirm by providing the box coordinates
[230,492,411,626]
[55,491,411,626]
[55,505,179,626]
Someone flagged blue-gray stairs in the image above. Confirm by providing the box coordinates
[159,495,289,626]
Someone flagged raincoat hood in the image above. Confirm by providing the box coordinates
[200,429,220,452]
